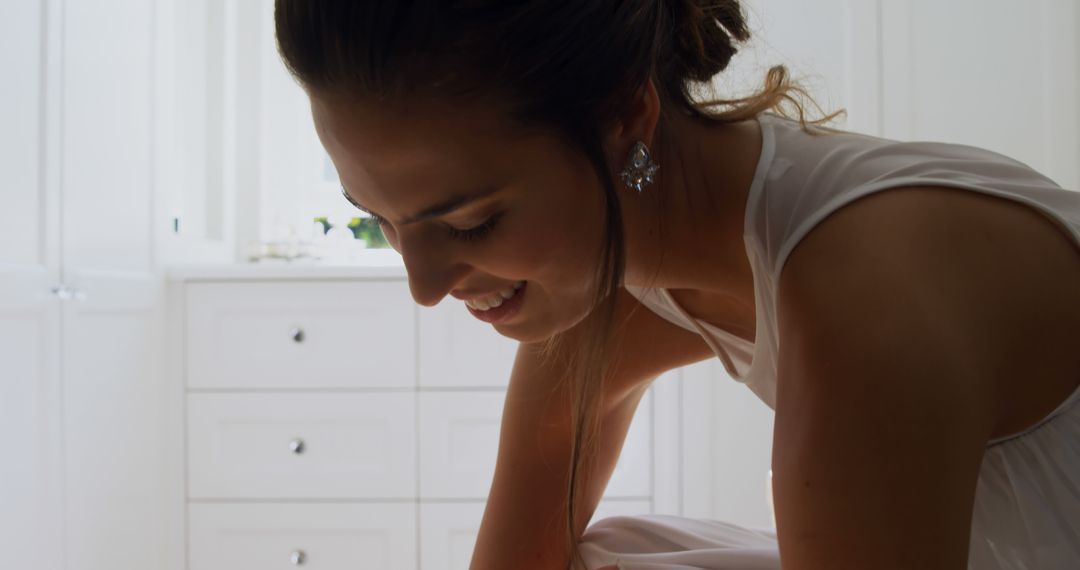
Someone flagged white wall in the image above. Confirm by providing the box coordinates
[724,0,1079,189]
[879,0,1079,191]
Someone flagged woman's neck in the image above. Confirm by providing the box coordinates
[621,112,763,326]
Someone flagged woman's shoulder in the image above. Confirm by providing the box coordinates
[775,183,1080,437]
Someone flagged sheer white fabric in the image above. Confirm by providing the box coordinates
[579,515,780,569]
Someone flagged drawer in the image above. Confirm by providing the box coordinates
[418,391,652,499]
[418,392,503,498]
[189,502,416,570]
[418,500,651,570]
[186,280,415,389]
[417,299,517,387]
[188,392,416,499]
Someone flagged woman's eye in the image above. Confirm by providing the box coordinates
[447,212,503,242]
[368,212,502,243]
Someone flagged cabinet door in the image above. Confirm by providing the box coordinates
[418,391,652,499]
[419,503,484,570]
[0,3,62,568]
[417,298,518,388]
[59,1,167,568]
[190,503,416,570]
[418,392,504,498]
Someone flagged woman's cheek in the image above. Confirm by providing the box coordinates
[522,223,581,275]
[503,220,561,269]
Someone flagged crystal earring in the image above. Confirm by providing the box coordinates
[619,141,660,193]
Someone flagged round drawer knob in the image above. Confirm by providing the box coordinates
[290,549,307,565]
[289,438,305,454]
[290,327,305,343]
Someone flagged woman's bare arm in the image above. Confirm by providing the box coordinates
[470,288,716,569]
[771,187,1005,569]
[469,349,649,569]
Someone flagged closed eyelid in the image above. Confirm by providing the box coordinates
[340,185,500,226]
[340,187,371,215]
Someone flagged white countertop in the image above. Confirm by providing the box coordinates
[167,251,408,281]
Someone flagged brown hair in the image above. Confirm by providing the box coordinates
[275,2,842,567]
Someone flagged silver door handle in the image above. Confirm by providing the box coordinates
[49,284,87,302]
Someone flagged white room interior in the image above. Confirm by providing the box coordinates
[2,1,1077,568]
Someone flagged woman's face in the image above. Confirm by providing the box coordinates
[311,95,611,343]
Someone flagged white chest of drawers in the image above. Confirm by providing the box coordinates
[169,264,683,570]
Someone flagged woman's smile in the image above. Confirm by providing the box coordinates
[465,281,528,324]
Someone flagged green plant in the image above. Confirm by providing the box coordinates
[312,216,390,248]
[347,217,390,248]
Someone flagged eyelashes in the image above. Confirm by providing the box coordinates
[447,212,503,241]
[368,211,503,242]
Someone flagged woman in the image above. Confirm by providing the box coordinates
[274,1,1080,568]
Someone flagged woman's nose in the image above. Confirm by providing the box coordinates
[407,272,453,307]
[396,233,466,308]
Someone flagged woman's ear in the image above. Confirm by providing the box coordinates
[605,78,662,163]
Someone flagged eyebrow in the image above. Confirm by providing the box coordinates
[341,186,499,226]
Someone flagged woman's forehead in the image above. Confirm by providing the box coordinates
[312,94,517,159]
[313,93,567,185]
[312,95,531,211]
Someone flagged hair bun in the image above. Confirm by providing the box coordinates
[660,0,750,84]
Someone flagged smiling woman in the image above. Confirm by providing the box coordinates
[274,2,815,567]
[310,90,616,337]
[272,1,1080,569]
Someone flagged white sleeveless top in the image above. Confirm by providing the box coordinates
[582,112,1080,569]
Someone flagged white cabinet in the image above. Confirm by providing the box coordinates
[1,1,169,569]
[186,280,416,389]
[418,504,486,570]
[417,392,506,499]
[188,392,417,499]
[417,300,519,387]
[0,1,62,567]
[173,268,679,568]
[417,391,653,500]
[189,503,417,570]
[60,2,167,568]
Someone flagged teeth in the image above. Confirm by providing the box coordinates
[465,281,525,311]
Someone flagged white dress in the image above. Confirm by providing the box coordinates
[579,113,1080,569]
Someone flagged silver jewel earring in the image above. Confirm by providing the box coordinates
[619,141,660,193]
